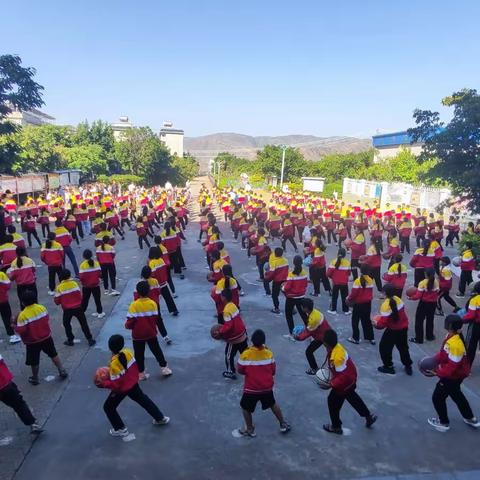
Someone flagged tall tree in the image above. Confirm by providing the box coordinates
[114,127,172,184]
[409,88,480,212]
[0,54,44,173]
[255,145,307,181]
[58,144,108,179]
[73,119,115,155]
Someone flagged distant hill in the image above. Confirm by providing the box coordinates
[184,133,371,171]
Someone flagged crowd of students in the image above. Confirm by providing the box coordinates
[0,184,189,435]
[1,180,480,440]
[197,185,480,435]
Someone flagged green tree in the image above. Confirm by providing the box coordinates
[0,54,44,173]
[58,144,108,179]
[73,120,115,154]
[12,124,73,173]
[114,127,172,184]
[256,145,307,182]
[409,88,480,212]
[168,154,200,185]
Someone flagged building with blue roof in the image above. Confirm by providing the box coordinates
[372,130,423,162]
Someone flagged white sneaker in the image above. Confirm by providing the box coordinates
[282,334,296,342]
[110,289,120,296]
[153,416,170,426]
[9,334,21,344]
[104,290,111,295]
[97,312,106,319]
[327,310,337,315]
[47,290,55,296]
[427,417,450,432]
[92,312,99,317]
[239,291,245,297]
[464,417,480,428]
[161,366,173,376]
[109,427,129,437]
[344,311,351,316]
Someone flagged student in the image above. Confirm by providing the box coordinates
[7,247,37,308]
[309,238,331,297]
[428,315,480,432]
[281,213,298,253]
[322,329,377,435]
[23,212,42,247]
[437,257,458,316]
[54,219,79,276]
[40,232,65,295]
[346,264,375,345]
[148,247,179,316]
[154,236,177,298]
[251,227,270,282]
[7,225,26,249]
[282,255,308,339]
[349,226,366,281]
[96,235,120,296]
[37,207,50,239]
[363,242,383,293]
[235,329,290,437]
[96,334,170,437]
[211,265,240,322]
[409,268,439,344]
[382,254,407,298]
[410,239,435,287]
[295,298,331,375]
[218,289,248,379]
[0,354,44,434]
[327,248,351,315]
[263,247,289,314]
[398,216,412,254]
[138,266,172,345]
[456,241,475,298]
[0,235,17,270]
[161,221,184,279]
[0,270,21,343]
[136,215,151,249]
[79,249,105,319]
[54,269,96,347]
[14,290,68,385]
[125,281,172,380]
[461,282,480,366]
[374,283,413,375]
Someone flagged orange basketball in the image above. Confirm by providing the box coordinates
[210,324,222,340]
[344,238,353,248]
[372,315,383,329]
[406,286,418,298]
[94,366,110,386]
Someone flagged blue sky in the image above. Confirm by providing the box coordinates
[2,0,479,138]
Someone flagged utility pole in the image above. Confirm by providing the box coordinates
[280,145,287,191]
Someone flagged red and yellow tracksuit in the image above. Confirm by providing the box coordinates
[102,348,139,392]
[282,269,308,298]
[219,302,247,343]
[297,309,331,341]
[237,346,275,394]
[14,304,51,344]
[125,297,158,340]
[40,240,64,266]
[79,260,102,288]
[54,279,82,310]
[7,257,36,286]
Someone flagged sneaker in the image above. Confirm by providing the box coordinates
[153,416,170,426]
[409,337,423,344]
[104,290,111,295]
[47,290,55,296]
[30,423,44,435]
[138,372,149,381]
[28,376,40,386]
[64,340,74,346]
[280,422,291,434]
[455,293,465,298]
[9,334,21,344]
[426,336,436,342]
[366,414,378,428]
[109,427,130,437]
[163,336,173,345]
[347,337,359,345]
[377,365,395,375]
[179,274,185,280]
[327,310,337,315]
[58,369,68,379]
[305,368,318,375]
[405,365,413,376]
[222,371,237,380]
[92,312,99,317]
[235,427,256,437]
[282,334,296,342]
[436,310,445,317]
[172,311,179,316]
[110,289,120,296]
[161,366,173,377]
[310,292,319,297]
[239,291,245,297]
[368,339,376,345]
[88,338,96,347]
[270,308,281,314]
[428,417,450,432]
[463,417,480,428]
[323,424,343,435]
[344,311,351,315]
[97,312,106,319]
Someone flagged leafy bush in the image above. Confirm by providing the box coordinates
[97,174,144,186]
[323,182,343,197]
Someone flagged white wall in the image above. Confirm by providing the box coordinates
[374,144,423,162]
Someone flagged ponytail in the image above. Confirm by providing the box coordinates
[293,255,303,275]
[83,249,94,268]
[16,246,26,268]
[335,248,346,269]
[422,240,431,256]
[425,268,435,291]
[118,351,128,370]
[389,297,399,322]
[384,283,399,322]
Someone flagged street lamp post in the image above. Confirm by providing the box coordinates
[279,145,287,191]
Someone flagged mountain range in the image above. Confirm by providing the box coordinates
[184,133,371,171]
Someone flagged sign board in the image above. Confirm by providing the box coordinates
[32,175,46,192]
[302,177,325,193]
[16,177,33,194]
[48,174,60,190]
[0,177,18,194]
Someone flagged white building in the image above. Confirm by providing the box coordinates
[372,130,423,162]
[111,116,133,140]
[159,121,184,157]
[6,106,55,126]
